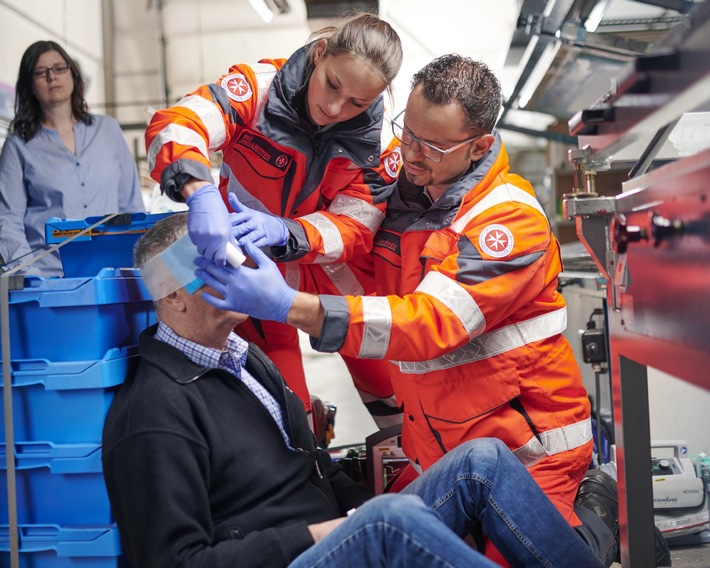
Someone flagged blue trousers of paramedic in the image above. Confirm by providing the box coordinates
[289,438,605,568]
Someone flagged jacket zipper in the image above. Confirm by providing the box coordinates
[295,447,323,478]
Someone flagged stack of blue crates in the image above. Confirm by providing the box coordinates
[1,213,168,567]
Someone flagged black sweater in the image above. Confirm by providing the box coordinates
[102,325,372,568]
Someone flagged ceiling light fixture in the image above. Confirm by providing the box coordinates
[584,0,614,33]
[248,0,290,23]
[248,0,275,23]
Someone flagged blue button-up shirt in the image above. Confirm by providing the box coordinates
[155,322,292,447]
[0,114,145,276]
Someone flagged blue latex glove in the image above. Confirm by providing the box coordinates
[185,184,234,266]
[194,240,297,323]
[228,192,289,248]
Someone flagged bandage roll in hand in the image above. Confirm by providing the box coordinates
[225,242,246,268]
[185,184,239,266]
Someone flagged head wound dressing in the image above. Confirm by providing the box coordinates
[140,233,205,300]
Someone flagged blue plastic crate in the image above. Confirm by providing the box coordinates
[1,268,154,362]
[45,212,175,278]
[0,524,125,567]
[0,443,112,525]
[1,347,138,445]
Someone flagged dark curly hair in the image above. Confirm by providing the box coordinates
[411,54,502,135]
[10,40,92,142]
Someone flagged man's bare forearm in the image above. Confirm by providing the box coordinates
[286,292,325,337]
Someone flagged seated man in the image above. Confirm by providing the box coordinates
[102,212,605,568]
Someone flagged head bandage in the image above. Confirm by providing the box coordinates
[140,233,205,300]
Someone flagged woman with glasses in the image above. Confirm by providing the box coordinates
[146,13,404,429]
[0,40,144,277]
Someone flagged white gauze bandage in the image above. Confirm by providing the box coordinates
[140,233,205,300]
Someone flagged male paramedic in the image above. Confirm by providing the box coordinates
[195,53,610,555]
[102,212,607,568]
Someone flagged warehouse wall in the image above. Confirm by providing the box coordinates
[0,0,106,112]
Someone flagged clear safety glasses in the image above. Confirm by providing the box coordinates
[391,110,481,163]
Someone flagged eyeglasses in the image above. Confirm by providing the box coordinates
[33,64,70,80]
[391,110,481,163]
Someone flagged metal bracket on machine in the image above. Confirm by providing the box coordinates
[562,147,630,309]
[562,147,617,273]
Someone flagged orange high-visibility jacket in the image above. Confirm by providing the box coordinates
[314,135,592,522]
[145,44,400,282]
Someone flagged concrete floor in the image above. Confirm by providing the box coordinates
[300,333,710,567]
[667,538,710,567]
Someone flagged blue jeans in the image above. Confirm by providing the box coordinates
[290,438,604,568]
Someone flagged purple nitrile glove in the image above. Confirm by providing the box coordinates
[228,192,289,248]
[185,184,234,266]
[194,240,297,323]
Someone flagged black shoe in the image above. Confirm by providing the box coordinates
[576,469,620,535]
[654,525,672,567]
[575,469,620,561]
[576,470,673,567]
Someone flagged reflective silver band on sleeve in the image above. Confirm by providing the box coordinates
[450,183,547,234]
[513,417,592,468]
[248,63,277,129]
[300,213,344,263]
[328,194,384,234]
[175,95,227,152]
[396,307,567,374]
[358,296,392,359]
[147,123,209,173]
[320,263,364,296]
[415,271,485,337]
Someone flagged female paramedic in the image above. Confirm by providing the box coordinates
[145,13,404,427]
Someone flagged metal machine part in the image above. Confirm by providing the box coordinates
[582,325,607,365]
[566,146,710,567]
[563,2,710,564]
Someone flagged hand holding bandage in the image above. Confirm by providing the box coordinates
[194,241,297,323]
[185,184,237,266]
[228,193,289,248]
